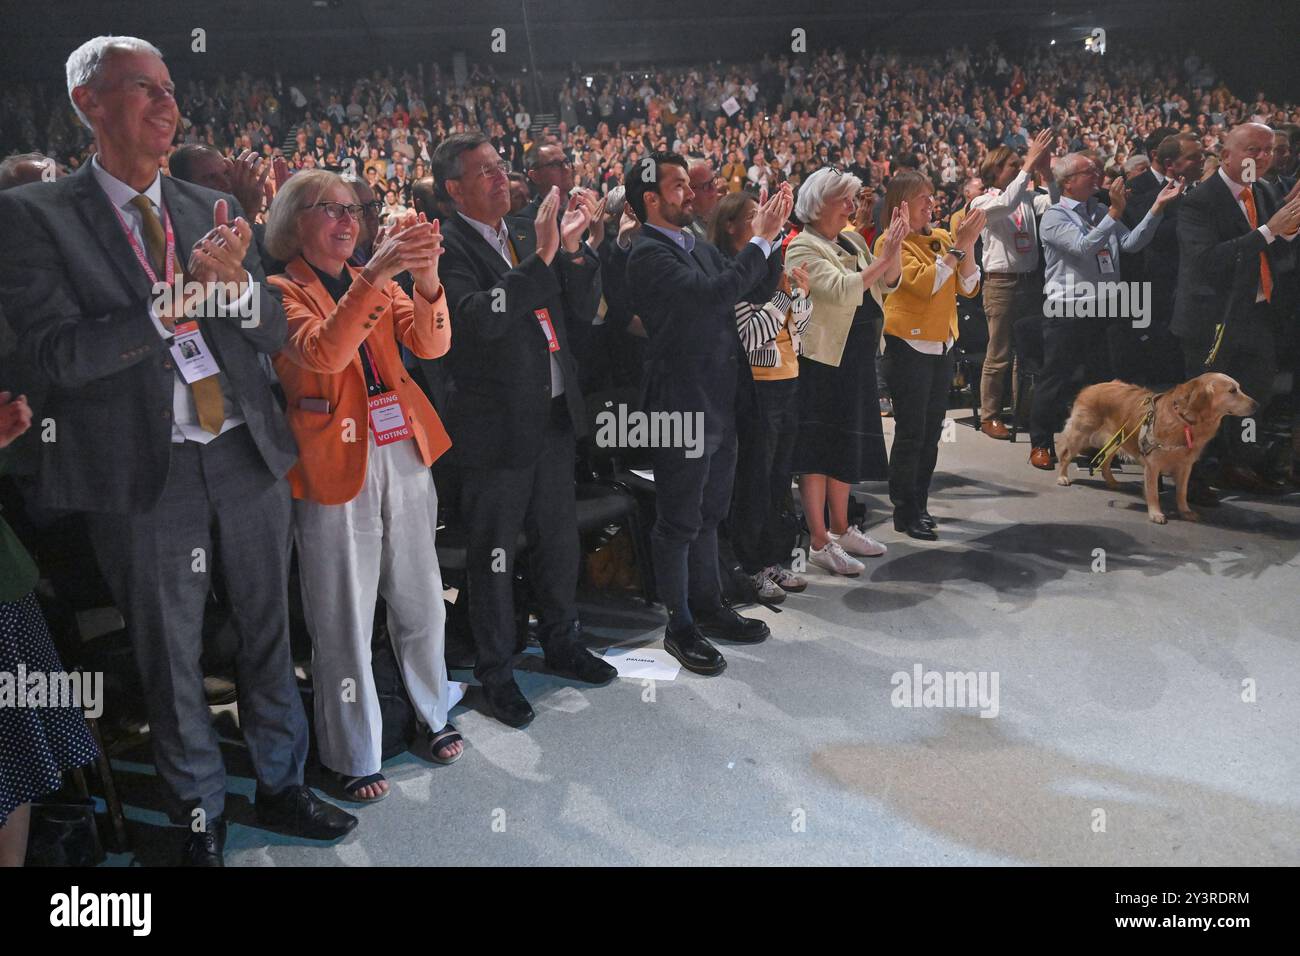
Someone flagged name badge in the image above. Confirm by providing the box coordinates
[1014,230,1033,254]
[1096,248,1116,274]
[367,391,412,445]
[169,322,221,384]
[535,308,561,352]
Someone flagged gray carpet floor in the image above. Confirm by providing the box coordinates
[105,417,1300,866]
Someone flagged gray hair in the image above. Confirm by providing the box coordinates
[795,166,862,224]
[1052,153,1090,186]
[605,184,626,217]
[1123,154,1151,174]
[263,169,344,263]
[66,35,163,130]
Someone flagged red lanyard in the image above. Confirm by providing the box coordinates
[112,198,176,286]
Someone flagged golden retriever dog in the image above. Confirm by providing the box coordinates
[1055,373,1257,524]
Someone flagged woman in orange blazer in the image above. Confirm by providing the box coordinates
[264,169,459,803]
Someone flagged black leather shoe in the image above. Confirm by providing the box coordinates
[692,604,769,644]
[483,679,535,728]
[1186,480,1220,508]
[546,644,618,685]
[663,624,727,676]
[180,817,226,867]
[254,785,358,840]
[894,515,938,540]
[918,511,938,529]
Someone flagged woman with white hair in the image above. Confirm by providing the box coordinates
[784,166,908,576]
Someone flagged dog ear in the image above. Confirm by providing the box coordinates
[1172,379,1211,424]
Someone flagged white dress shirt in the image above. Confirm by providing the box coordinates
[457,211,564,396]
[970,169,1053,273]
[90,156,248,444]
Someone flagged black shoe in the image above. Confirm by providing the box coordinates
[483,679,535,728]
[894,515,938,541]
[254,785,358,840]
[1186,480,1220,508]
[663,623,727,676]
[692,603,769,644]
[180,817,226,867]
[545,644,618,685]
[918,511,938,529]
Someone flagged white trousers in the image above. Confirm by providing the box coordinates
[294,435,448,777]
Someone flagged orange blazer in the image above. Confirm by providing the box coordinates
[269,257,452,505]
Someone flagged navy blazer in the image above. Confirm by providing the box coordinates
[0,163,294,514]
[434,211,600,469]
[1172,174,1296,343]
[625,227,770,447]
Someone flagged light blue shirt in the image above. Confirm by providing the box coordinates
[1040,194,1161,310]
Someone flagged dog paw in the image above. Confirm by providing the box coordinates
[1056,476,1071,486]
[1178,509,1200,522]
[1149,512,1167,525]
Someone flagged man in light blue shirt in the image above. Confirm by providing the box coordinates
[1028,153,1183,466]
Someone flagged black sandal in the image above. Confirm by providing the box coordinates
[428,724,464,765]
[333,771,389,803]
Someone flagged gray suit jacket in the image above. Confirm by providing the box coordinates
[0,163,296,513]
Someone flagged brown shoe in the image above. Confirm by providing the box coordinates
[1215,463,1287,496]
[980,419,1011,440]
[1029,447,1054,470]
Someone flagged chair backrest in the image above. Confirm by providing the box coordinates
[580,387,656,475]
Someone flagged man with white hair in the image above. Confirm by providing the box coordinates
[0,35,357,865]
[1027,151,1182,469]
[686,157,723,241]
[1172,122,1300,494]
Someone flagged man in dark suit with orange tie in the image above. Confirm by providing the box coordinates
[624,153,792,676]
[1173,122,1300,494]
[0,36,356,866]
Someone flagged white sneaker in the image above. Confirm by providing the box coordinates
[809,540,866,576]
[766,565,807,593]
[833,526,888,557]
[749,570,787,604]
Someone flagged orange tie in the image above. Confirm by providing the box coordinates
[1239,187,1274,303]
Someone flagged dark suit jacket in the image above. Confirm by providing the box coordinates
[1128,187,1183,326]
[1172,173,1296,342]
[1126,168,1161,198]
[625,227,769,448]
[0,163,294,514]
[434,211,600,469]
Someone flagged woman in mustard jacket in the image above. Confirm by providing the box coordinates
[874,171,985,540]
[264,170,459,802]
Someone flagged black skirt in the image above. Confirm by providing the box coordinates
[0,591,100,828]
[792,309,889,483]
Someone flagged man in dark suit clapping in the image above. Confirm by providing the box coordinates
[431,132,615,729]
[1173,122,1300,495]
[0,36,356,865]
[625,153,792,676]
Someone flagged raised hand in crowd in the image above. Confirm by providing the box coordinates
[560,188,594,252]
[751,181,793,242]
[954,206,986,251]
[1107,175,1128,219]
[534,185,561,263]
[617,201,641,248]
[1024,128,1054,173]
[586,195,608,248]
[0,391,32,448]
[227,148,271,220]
[1151,176,1186,213]
[188,199,253,289]
[361,214,443,294]
[1265,193,1300,238]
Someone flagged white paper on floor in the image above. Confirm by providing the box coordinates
[601,646,680,681]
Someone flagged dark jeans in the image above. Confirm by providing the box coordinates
[651,428,737,624]
[460,399,581,689]
[1029,316,1111,450]
[730,377,799,574]
[882,335,954,522]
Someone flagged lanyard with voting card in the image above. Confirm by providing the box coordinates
[169,322,222,383]
[1012,206,1033,254]
[535,308,561,352]
[359,341,411,445]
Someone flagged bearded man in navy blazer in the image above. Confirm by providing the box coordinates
[625,153,792,676]
[0,36,355,865]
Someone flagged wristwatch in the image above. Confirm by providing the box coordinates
[949,247,967,262]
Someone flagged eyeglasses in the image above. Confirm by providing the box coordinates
[460,160,511,180]
[310,201,366,220]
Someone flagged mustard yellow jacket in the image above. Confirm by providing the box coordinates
[874,228,980,344]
